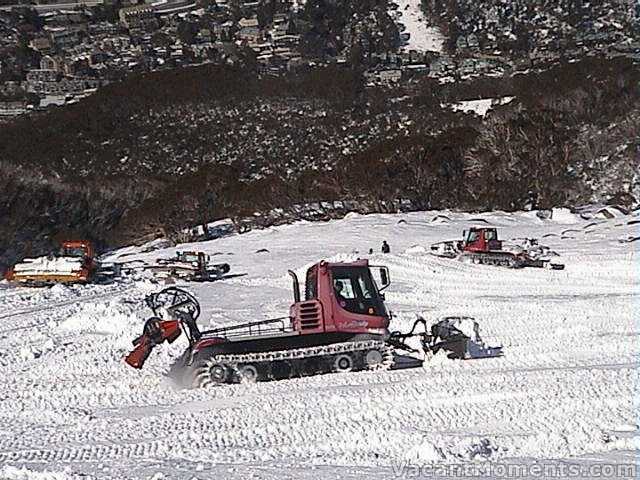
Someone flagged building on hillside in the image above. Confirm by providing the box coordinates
[46,26,83,50]
[119,4,157,29]
[40,55,60,71]
[378,68,402,83]
[29,36,53,53]
[0,100,28,116]
[26,69,58,83]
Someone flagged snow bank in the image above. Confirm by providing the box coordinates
[59,298,141,346]
[404,245,428,255]
[550,208,581,224]
[593,206,627,219]
[430,214,451,224]
[573,204,629,220]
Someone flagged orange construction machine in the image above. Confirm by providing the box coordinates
[5,240,116,286]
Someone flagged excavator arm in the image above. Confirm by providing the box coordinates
[125,318,181,369]
[125,287,203,370]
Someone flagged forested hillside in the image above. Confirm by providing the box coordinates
[1,56,637,270]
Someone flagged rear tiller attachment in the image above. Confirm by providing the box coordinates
[388,316,503,360]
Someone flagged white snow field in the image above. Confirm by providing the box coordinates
[0,209,639,479]
[394,0,445,52]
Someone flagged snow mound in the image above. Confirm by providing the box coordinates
[406,439,444,462]
[550,208,581,224]
[430,215,451,224]
[574,204,628,220]
[593,206,627,219]
[59,298,140,343]
[468,218,491,225]
[404,245,428,255]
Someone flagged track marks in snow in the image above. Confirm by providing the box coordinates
[0,210,638,477]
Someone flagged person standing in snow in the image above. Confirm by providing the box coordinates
[381,241,390,254]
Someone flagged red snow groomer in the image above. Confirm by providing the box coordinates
[125,259,502,387]
[431,227,564,269]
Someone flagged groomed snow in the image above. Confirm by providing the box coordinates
[0,209,638,479]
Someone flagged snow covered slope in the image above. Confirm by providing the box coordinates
[0,209,638,479]
[394,0,445,52]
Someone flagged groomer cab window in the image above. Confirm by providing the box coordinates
[330,266,386,316]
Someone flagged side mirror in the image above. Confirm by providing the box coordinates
[380,268,389,288]
[462,230,466,240]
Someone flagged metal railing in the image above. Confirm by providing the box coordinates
[201,316,293,339]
